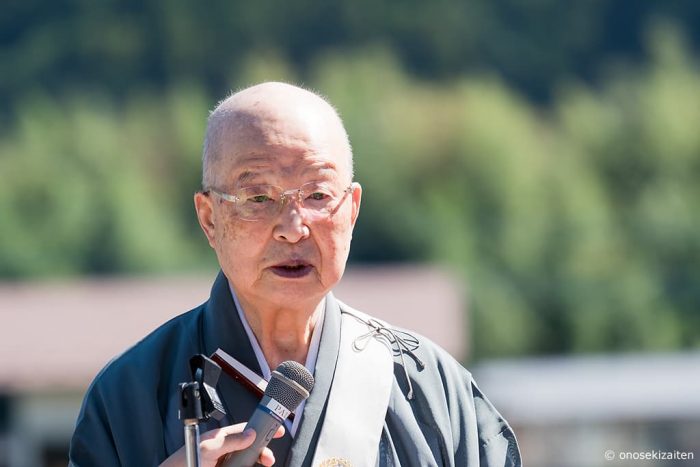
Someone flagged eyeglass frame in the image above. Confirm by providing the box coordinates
[201,181,356,222]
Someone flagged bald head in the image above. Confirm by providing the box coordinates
[202,82,353,189]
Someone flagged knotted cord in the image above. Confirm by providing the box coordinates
[344,311,425,400]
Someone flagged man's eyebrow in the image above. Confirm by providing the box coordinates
[236,169,266,184]
[302,161,338,173]
[236,160,270,183]
[234,160,338,185]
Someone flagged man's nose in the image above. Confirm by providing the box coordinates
[272,202,310,243]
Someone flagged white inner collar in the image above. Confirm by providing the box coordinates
[228,283,325,437]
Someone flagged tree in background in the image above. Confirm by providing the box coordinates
[3,0,700,106]
[1,17,698,359]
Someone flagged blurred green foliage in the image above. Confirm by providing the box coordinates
[1,19,699,358]
[2,0,700,104]
[0,86,214,276]
[329,27,700,358]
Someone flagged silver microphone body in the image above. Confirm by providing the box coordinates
[220,361,314,467]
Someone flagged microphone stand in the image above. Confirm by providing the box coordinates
[179,355,227,467]
[180,381,204,467]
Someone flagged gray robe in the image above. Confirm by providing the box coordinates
[69,272,521,466]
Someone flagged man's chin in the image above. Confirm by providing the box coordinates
[258,278,327,307]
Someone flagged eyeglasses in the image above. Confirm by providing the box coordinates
[203,181,354,222]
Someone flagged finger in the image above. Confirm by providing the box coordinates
[203,422,248,440]
[256,426,284,466]
[201,427,255,454]
[198,422,247,448]
[221,427,257,452]
[258,446,276,466]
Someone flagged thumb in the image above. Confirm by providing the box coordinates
[220,428,256,453]
[200,426,255,458]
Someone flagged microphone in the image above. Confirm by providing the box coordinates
[220,361,315,467]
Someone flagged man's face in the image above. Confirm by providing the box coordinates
[195,107,361,311]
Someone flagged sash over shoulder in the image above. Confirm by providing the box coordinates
[311,305,395,467]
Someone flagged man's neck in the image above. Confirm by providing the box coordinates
[236,293,325,371]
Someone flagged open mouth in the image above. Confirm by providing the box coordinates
[270,262,313,278]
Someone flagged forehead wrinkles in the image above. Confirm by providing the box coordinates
[233,158,339,187]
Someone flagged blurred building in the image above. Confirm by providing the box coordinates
[474,352,700,467]
[0,265,465,467]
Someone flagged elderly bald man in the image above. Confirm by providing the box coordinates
[69,82,521,467]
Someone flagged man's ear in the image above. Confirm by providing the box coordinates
[350,182,362,227]
[194,192,217,248]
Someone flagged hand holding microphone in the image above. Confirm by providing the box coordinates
[159,422,285,467]
[218,361,315,467]
[161,360,312,467]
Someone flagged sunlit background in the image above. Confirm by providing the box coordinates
[1,1,699,466]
